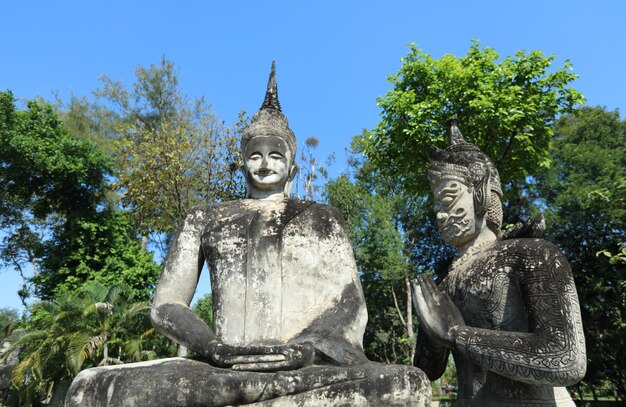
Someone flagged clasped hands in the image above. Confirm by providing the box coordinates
[204,341,315,372]
[412,274,465,349]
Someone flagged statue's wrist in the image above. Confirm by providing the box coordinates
[446,325,462,346]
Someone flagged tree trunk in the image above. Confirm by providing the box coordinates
[405,273,415,362]
[103,342,109,366]
[590,384,598,401]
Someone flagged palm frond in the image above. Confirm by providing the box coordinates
[66,332,92,375]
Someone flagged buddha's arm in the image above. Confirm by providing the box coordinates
[289,279,369,366]
[287,205,369,366]
[151,207,217,357]
[452,245,586,386]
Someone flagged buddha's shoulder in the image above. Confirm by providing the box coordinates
[282,200,349,240]
[182,201,248,224]
[284,199,344,222]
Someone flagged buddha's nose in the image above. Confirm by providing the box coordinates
[260,156,268,168]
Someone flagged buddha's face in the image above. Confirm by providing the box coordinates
[243,135,293,195]
[432,178,479,248]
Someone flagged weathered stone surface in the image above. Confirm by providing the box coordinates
[412,120,586,406]
[66,62,430,406]
[65,357,430,406]
[0,329,23,401]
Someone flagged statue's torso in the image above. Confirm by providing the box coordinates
[200,198,367,348]
[442,239,577,406]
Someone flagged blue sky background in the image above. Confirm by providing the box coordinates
[2,0,625,312]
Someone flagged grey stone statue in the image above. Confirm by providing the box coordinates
[412,121,587,406]
[65,62,430,406]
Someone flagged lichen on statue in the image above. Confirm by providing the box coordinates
[412,121,587,406]
[65,62,430,407]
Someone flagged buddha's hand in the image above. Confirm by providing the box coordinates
[411,274,465,349]
[205,341,315,372]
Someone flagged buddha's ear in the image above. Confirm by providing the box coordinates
[289,164,299,182]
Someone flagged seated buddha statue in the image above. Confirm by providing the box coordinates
[65,62,431,406]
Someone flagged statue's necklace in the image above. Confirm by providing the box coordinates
[450,239,494,272]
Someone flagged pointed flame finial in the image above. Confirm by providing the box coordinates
[446,119,467,145]
[260,60,281,111]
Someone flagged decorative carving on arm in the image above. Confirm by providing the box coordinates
[453,247,586,386]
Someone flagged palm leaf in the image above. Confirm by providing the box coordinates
[66,332,92,374]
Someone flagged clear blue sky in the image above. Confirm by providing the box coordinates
[2,0,625,312]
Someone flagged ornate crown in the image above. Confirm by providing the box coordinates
[429,120,503,216]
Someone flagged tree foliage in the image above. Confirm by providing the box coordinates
[5,281,174,406]
[95,57,244,238]
[367,41,583,197]
[192,293,213,329]
[0,91,111,301]
[0,91,160,301]
[328,136,454,364]
[536,106,626,399]
[33,209,160,301]
[330,43,584,380]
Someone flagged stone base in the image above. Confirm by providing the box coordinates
[65,357,431,406]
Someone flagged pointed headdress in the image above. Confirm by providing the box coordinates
[241,61,297,161]
[429,120,503,229]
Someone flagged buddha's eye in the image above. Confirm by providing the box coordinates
[247,153,262,160]
[269,152,284,159]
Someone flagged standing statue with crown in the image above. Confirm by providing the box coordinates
[65,62,431,406]
[412,121,587,406]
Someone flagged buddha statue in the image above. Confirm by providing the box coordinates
[65,62,431,406]
[412,121,587,406]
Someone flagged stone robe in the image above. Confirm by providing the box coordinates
[414,238,586,407]
[201,198,367,363]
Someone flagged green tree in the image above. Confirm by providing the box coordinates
[95,57,244,242]
[33,209,160,301]
[0,91,111,302]
[328,136,453,364]
[536,106,626,399]
[367,41,583,198]
[0,91,160,301]
[192,293,213,329]
[6,281,172,406]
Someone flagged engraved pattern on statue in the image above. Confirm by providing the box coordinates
[447,240,586,386]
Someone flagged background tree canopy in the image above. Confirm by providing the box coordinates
[0,91,161,303]
[536,106,626,399]
[366,41,584,198]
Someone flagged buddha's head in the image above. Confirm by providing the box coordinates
[428,120,503,248]
[241,61,297,198]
